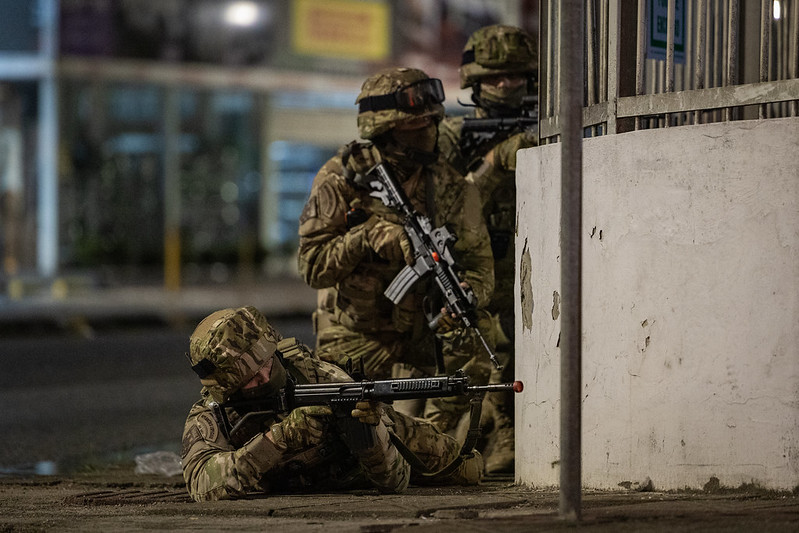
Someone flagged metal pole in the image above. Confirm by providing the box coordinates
[792,0,799,116]
[588,0,598,106]
[726,0,739,121]
[559,0,583,523]
[163,87,181,291]
[600,0,609,103]
[635,0,646,130]
[760,0,772,118]
[665,0,676,126]
[695,0,707,123]
[36,0,59,278]
[547,0,556,121]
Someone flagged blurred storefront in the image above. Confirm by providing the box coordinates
[0,0,537,290]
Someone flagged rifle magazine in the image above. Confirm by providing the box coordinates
[384,264,422,303]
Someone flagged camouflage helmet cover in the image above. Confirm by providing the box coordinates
[188,306,286,403]
[356,67,445,139]
[460,24,537,89]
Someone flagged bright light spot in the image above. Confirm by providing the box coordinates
[225,1,259,27]
[773,0,781,20]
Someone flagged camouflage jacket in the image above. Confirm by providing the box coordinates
[438,115,533,314]
[297,147,494,335]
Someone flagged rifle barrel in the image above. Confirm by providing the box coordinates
[470,381,524,394]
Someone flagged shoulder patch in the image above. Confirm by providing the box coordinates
[318,182,339,220]
[181,424,203,457]
[197,412,220,442]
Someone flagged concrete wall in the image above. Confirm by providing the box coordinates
[515,117,799,491]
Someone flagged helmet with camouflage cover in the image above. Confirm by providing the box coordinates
[187,306,287,403]
[460,24,537,89]
[356,67,446,140]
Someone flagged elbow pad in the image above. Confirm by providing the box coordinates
[233,432,284,481]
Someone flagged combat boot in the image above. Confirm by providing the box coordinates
[483,425,515,474]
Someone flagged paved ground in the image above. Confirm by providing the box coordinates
[1,470,797,532]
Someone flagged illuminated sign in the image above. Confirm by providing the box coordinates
[292,0,391,61]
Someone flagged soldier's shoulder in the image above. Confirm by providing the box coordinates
[431,157,469,186]
[312,151,349,187]
[316,151,344,179]
[440,114,465,133]
[438,115,464,150]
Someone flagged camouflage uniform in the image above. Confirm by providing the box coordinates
[438,25,538,473]
[297,68,495,419]
[181,306,482,502]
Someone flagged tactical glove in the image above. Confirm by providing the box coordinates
[365,216,414,265]
[344,142,383,175]
[269,405,332,452]
[351,400,383,426]
[485,132,536,172]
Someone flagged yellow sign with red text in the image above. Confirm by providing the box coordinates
[292,0,391,61]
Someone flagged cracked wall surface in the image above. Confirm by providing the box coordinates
[514,117,799,491]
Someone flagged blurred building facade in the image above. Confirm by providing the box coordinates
[0,0,537,289]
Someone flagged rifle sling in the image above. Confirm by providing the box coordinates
[388,392,484,479]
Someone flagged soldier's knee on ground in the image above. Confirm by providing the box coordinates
[423,395,471,434]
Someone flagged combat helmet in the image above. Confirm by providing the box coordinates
[460,24,537,89]
[187,306,287,403]
[356,67,445,140]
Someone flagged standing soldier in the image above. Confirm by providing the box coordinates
[438,25,538,474]
[297,67,495,416]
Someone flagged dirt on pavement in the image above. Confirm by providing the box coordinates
[1,466,797,532]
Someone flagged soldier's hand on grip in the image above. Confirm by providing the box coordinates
[351,400,383,426]
[485,131,536,172]
[344,142,383,175]
[365,216,414,265]
[269,405,332,451]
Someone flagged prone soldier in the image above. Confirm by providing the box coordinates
[180,306,484,501]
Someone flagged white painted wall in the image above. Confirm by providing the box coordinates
[515,117,799,491]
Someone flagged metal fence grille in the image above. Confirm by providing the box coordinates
[539,0,799,143]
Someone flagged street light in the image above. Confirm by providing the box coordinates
[225,1,260,27]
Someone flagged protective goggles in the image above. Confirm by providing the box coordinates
[359,78,445,113]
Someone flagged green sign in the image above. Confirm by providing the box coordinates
[647,0,686,63]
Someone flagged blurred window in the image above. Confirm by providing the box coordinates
[269,141,335,246]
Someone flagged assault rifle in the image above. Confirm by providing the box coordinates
[458,95,539,172]
[356,162,503,370]
[213,370,523,454]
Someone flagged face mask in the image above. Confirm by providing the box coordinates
[479,82,528,109]
[236,356,287,400]
[390,122,438,154]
